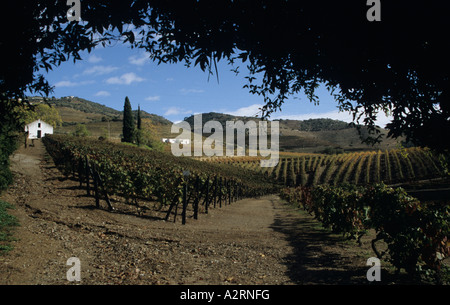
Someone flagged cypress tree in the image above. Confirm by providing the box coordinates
[122,96,134,143]
[136,104,142,146]
[137,104,142,130]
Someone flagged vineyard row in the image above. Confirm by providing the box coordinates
[280,183,450,281]
[43,135,278,224]
[208,147,445,187]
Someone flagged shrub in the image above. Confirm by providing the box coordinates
[364,184,426,274]
[0,200,19,255]
[281,183,450,281]
[72,123,90,137]
[0,126,19,191]
[311,184,369,242]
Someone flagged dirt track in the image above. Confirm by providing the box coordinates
[0,139,373,285]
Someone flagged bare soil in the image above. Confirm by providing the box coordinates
[0,139,393,285]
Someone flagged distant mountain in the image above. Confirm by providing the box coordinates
[183,112,351,132]
[26,96,402,152]
[276,118,353,132]
[182,112,402,153]
[27,96,172,125]
[183,112,263,127]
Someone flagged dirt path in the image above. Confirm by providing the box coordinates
[0,139,372,285]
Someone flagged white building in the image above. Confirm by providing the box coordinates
[25,119,53,139]
[162,138,190,145]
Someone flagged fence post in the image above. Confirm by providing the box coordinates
[85,156,90,196]
[182,180,188,225]
[91,166,100,208]
[193,176,200,220]
[78,158,83,188]
[205,178,210,214]
[224,178,227,206]
[218,177,222,208]
[228,179,231,204]
[213,176,217,208]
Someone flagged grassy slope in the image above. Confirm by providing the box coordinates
[29,96,404,153]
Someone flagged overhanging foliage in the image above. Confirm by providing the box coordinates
[1,0,449,150]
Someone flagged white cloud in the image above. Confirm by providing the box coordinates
[54,80,94,87]
[166,77,174,81]
[87,54,103,63]
[164,107,192,116]
[180,88,205,94]
[145,95,161,101]
[105,72,145,85]
[94,90,111,97]
[225,104,264,117]
[54,80,77,87]
[129,53,150,66]
[83,65,118,75]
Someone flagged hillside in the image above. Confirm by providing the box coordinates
[183,112,263,126]
[0,140,390,285]
[28,96,171,126]
[28,97,403,152]
[27,96,172,140]
[183,112,403,153]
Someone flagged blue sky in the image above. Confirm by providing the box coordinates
[36,42,392,126]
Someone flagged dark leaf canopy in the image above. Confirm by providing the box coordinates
[1,0,449,150]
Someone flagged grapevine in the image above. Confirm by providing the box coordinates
[43,135,278,223]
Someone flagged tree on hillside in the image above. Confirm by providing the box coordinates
[73,123,90,137]
[20,103,62,128]
[122,96,135,143]
[137,105,142,130]
[135,104,143,146]
[140,118,165,152]
[1,1,449,152]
